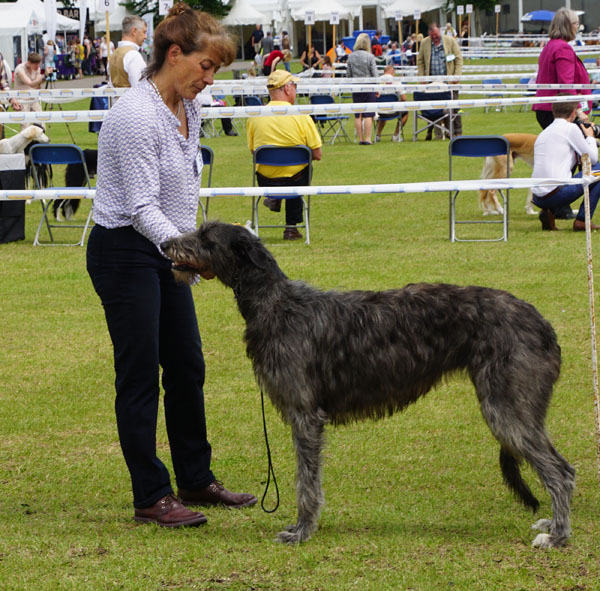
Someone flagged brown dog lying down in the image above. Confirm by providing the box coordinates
[479,133,537,216]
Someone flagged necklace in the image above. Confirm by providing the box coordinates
[148,77,181,118]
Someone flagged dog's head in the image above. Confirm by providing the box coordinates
[24,124,50,145]
[161,221,278,288]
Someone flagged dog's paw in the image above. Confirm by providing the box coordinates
[532,533,554,549]
[531,518,552,533]
[275,524,311,544]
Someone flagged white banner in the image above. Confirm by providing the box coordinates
[79,0,88,47]
[45,0,57,43]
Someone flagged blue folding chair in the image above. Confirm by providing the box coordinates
[518,77,534,111]
[376,93,405,140]
[243,95,263,106]
[482,78,506,112]
[252,145,312,244]
[29,144,93,246]
[412,90,455,141]
[591,88,600,121]
[449,136,510,242]
[198,145,214,222]
[309,95,350,144]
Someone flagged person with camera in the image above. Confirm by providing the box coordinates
[532,98,600,232]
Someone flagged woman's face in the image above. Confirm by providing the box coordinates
[173,48,221,99]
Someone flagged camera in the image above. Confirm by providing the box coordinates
[574,117,600,140]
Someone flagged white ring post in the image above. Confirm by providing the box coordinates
[581,153,600,486]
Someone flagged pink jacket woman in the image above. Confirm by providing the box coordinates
[533,38,591,114]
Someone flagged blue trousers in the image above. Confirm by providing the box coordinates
[87,225,214,508]
[532,170,600,222]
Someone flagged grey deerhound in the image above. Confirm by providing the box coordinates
[161,221,575,548]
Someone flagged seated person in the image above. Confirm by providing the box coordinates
[246,70,322,241]
[532,98,600,231]
[375,64,408,143]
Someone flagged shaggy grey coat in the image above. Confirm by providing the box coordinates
[161,221,575,547]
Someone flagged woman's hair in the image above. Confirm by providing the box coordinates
[145,2,236,78]
[353,33,371,52]
[549,8,579,41]
[323,55,332,66]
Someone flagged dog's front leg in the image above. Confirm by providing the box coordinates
[277,410,326,544]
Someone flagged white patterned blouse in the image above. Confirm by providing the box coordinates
[93,79,203,251]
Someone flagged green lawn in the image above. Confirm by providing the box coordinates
[0,61,599,590]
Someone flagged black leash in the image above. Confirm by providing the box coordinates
[260,389,280,513]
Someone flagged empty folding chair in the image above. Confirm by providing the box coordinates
[449,135,510,242]
[30,143,93,246]
[251,145,312,244]
[309,94,350,144]
[482,78,506,113]
[412,90,454,141]
[198,145,214,221]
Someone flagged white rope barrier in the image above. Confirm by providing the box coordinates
[4,82,600,101]
[0,177,590,202]
[0,93,595,124]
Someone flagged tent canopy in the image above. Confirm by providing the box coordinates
[383,0,444,19]
[16,0,79,31]
[290,0,351,22]
[222,0,269,26]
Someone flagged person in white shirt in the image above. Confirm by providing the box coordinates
[100,36,115,80]
[109,16,148,87]
[532,98,600,231]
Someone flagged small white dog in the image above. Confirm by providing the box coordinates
[0,125,50,154]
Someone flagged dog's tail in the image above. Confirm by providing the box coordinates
[499,447,540,512]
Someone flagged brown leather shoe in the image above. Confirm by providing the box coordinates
[134,494,207,527]
[573,219,600,231]
[283,227,302,241]
[539,209,557,231]
[263,197,281,212]
[178,481,257,509]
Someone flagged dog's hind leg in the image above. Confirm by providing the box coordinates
[277,410,326,544]
[475,371,575,548]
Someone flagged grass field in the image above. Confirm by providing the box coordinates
[1,61,600,590]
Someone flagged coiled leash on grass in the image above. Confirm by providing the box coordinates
[260,389,280,513]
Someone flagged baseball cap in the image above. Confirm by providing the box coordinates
[266,70,300,90]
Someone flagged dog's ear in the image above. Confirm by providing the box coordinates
[231,230,270,270]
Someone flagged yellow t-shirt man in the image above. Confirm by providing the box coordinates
[246,100,322,178]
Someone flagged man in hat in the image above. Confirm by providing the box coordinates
[246,70,322,241]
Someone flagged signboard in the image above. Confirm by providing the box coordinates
[97,0,115,13]
[305,11,315,25]
[330,12,339,25]
[395,12,403,21]
[159,0,173,16]
[57,7,80,20]
[414,10,421,20]
[495,4,501,13]
[466,4,473,14]
[457,5,464,15]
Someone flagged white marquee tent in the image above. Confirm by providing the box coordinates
[222,0,270,60]
[0,0,79,68]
